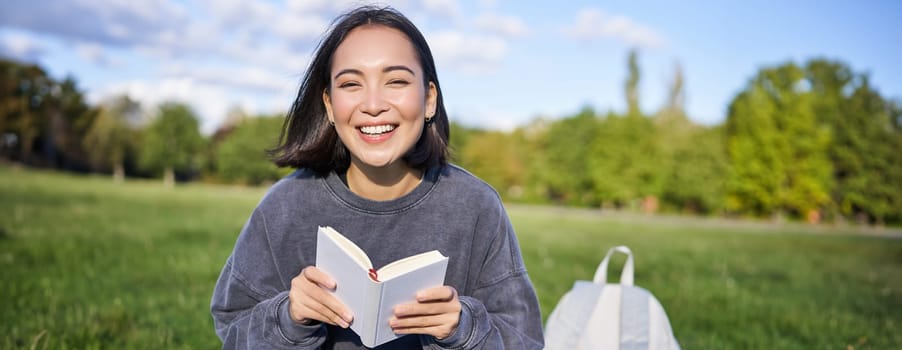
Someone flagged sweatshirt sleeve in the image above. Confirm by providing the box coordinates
[211,208,327,349]
[424,198,545,349]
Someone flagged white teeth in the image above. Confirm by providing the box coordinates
[360,124,396,135]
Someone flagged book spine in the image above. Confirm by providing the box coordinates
[361,281,382,348]
[374,282,389,344]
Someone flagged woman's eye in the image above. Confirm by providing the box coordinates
[338,81,360,88]
[388,80,410,86]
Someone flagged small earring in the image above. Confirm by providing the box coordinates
[329,120,335,127]
[425,114,435,126]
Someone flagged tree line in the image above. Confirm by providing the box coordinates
[1,58,284,187]
[2,53,900,225]
[453,53,902,225]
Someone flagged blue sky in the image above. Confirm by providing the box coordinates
[1,0,900,133]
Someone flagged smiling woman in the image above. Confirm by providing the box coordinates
[267,6,450,180]
[210,5,544,350]
[322,25,438,200]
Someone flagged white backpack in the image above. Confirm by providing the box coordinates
[544,246,681,350]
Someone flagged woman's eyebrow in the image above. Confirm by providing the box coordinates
[383,65,415,76]
[333,65,416,80]
[334,68,363,80]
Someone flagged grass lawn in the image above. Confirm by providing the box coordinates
[2,165,900,349]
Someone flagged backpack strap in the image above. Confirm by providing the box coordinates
[592,245,634,286]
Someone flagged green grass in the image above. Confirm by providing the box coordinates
[2,165,900,349]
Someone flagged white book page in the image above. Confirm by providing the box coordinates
[373,256,449,346]
[315,227,379,344]
[318,226,372,270]
[315,226,450,348]
[377,250,447,281]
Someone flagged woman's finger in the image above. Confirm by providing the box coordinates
[415,285,457,302]
[289,266,353,327]
[302,266,337,289]
[390,313,459,340]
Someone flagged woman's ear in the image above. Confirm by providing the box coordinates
[322,89,334,124]
[426,82,437,117]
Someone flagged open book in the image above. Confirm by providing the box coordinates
[315,226,449,348]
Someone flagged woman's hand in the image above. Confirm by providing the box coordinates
[288,266,353,328]
[389,286,461,340]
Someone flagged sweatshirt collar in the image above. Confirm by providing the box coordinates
[322,165,441,214]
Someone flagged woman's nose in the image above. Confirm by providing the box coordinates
[360,87,390,116]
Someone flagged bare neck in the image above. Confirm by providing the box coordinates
[346,161,423,201]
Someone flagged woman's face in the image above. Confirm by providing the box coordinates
[323,25,437,171]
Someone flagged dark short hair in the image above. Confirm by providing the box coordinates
[269,5,450,176]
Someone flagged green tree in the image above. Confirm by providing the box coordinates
[513,118,552,203]
[590,50,662,210]
[625,49,641,117]
[655,63,727,214]
[725,63,832,219]
[661,126,728,214]
[83,95,140,182]
[214,115,286,185]
[836,77,901,224]
[448,121,482,164]
[140,102,204,187]
[0,59,54,163]
[205,106,248,178]
[655,62,692,135]
[590,112,660,209]
[44,76,97,171]
[806,59,902,224]
[1,60,96,170]
[539,107,599,205]
[891,99,902,130]
[889,101,902,223]
[459,130,523,198]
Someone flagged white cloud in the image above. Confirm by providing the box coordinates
[450,106,524,131]
[0,32,45,61]
[74,42,109,65]
[428,31,507,74]
[312,0,395,12]
[214,38,312,77]
[203,0,274,29]
[475,13,528,38]
[152,22,217,55]
[1,0,316,66]
[89,77,293,134]
[97,0,190,23]
[2,0,524,131]
[422,0,460,19]
[88,78,223,131]
[274,13,331,41]
[286,0,331,13]
[564,8,665,49]
[162,64,297,93]
[286,0,411,15]
[0,0,190,48]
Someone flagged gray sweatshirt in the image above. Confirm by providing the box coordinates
[211,165,545,349]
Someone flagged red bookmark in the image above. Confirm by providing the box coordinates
[368,268,379,282]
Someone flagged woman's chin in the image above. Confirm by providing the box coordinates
[353,155,401,170]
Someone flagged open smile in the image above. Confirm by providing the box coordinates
[358,124,397,135]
